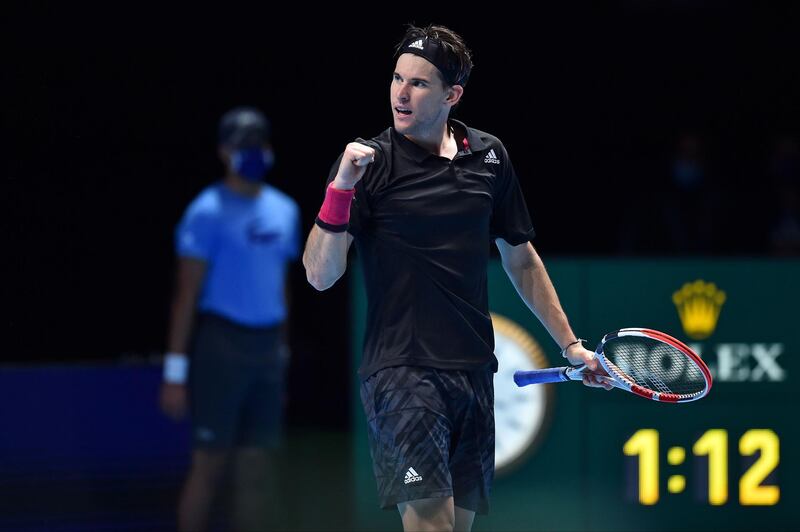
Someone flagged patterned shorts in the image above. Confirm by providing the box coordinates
[360,365,495,514]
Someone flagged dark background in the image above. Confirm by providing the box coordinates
[5,2,799,428]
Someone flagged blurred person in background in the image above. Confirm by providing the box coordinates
[769,187,800,255]
[663,132,718,254]
[159,107,300,531]
[664,132,716,254]
[768,136,800,255]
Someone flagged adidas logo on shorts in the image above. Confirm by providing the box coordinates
[484,149,500,164]
[404,467,423,484]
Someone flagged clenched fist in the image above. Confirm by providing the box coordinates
[331,142,375,190]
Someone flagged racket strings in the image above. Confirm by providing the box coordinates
[645,372,672,394]
[604,338,706,396]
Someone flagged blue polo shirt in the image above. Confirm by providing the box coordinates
[175,182,300,327]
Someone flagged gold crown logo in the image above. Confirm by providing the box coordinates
[672,280,726,340]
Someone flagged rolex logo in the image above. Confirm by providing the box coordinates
[672,280,726,340]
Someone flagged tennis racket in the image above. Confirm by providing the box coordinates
[513,328,712,403]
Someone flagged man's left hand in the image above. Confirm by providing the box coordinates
[564,344,613,390]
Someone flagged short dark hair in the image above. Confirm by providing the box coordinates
[395,24,473,87]
[218,107,270,149]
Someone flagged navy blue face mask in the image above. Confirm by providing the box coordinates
[232,147,275,182]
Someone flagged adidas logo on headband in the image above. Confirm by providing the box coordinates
[398,35,469,86]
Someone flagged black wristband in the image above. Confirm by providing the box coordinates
[314,216,349,233]
[560,338,586,358]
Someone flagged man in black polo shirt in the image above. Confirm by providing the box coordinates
[303,24,610,532]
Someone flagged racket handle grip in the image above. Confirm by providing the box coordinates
[514,367,571,386]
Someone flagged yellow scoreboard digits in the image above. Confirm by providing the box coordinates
[623,429,659,505]
[739,429,780,506]
[624,429,780,506]
[692,429,728,505]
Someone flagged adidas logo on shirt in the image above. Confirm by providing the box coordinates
[408,39,424,50]
[404,467,423,484]
[484,149,500,164]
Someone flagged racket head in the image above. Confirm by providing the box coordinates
[594,328,712,403]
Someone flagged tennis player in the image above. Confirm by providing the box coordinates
[303,24,610,532]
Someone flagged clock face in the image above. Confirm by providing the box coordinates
[491,313,554,475]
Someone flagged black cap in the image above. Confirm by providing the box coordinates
[218,107,271,149]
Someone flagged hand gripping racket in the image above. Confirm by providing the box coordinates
[513,328,712,403]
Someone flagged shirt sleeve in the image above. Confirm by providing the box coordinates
[489,143,536,245]
[175,203,217,260]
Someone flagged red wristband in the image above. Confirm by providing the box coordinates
[316,183,355,231]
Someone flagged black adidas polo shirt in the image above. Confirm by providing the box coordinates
[326,119,535,380]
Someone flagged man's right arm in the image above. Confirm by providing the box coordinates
[303,225,354,291]
[167,257,207,354]
[160,257,207,420]
[302,142,374,291]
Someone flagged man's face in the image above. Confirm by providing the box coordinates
[390,53,453,137]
